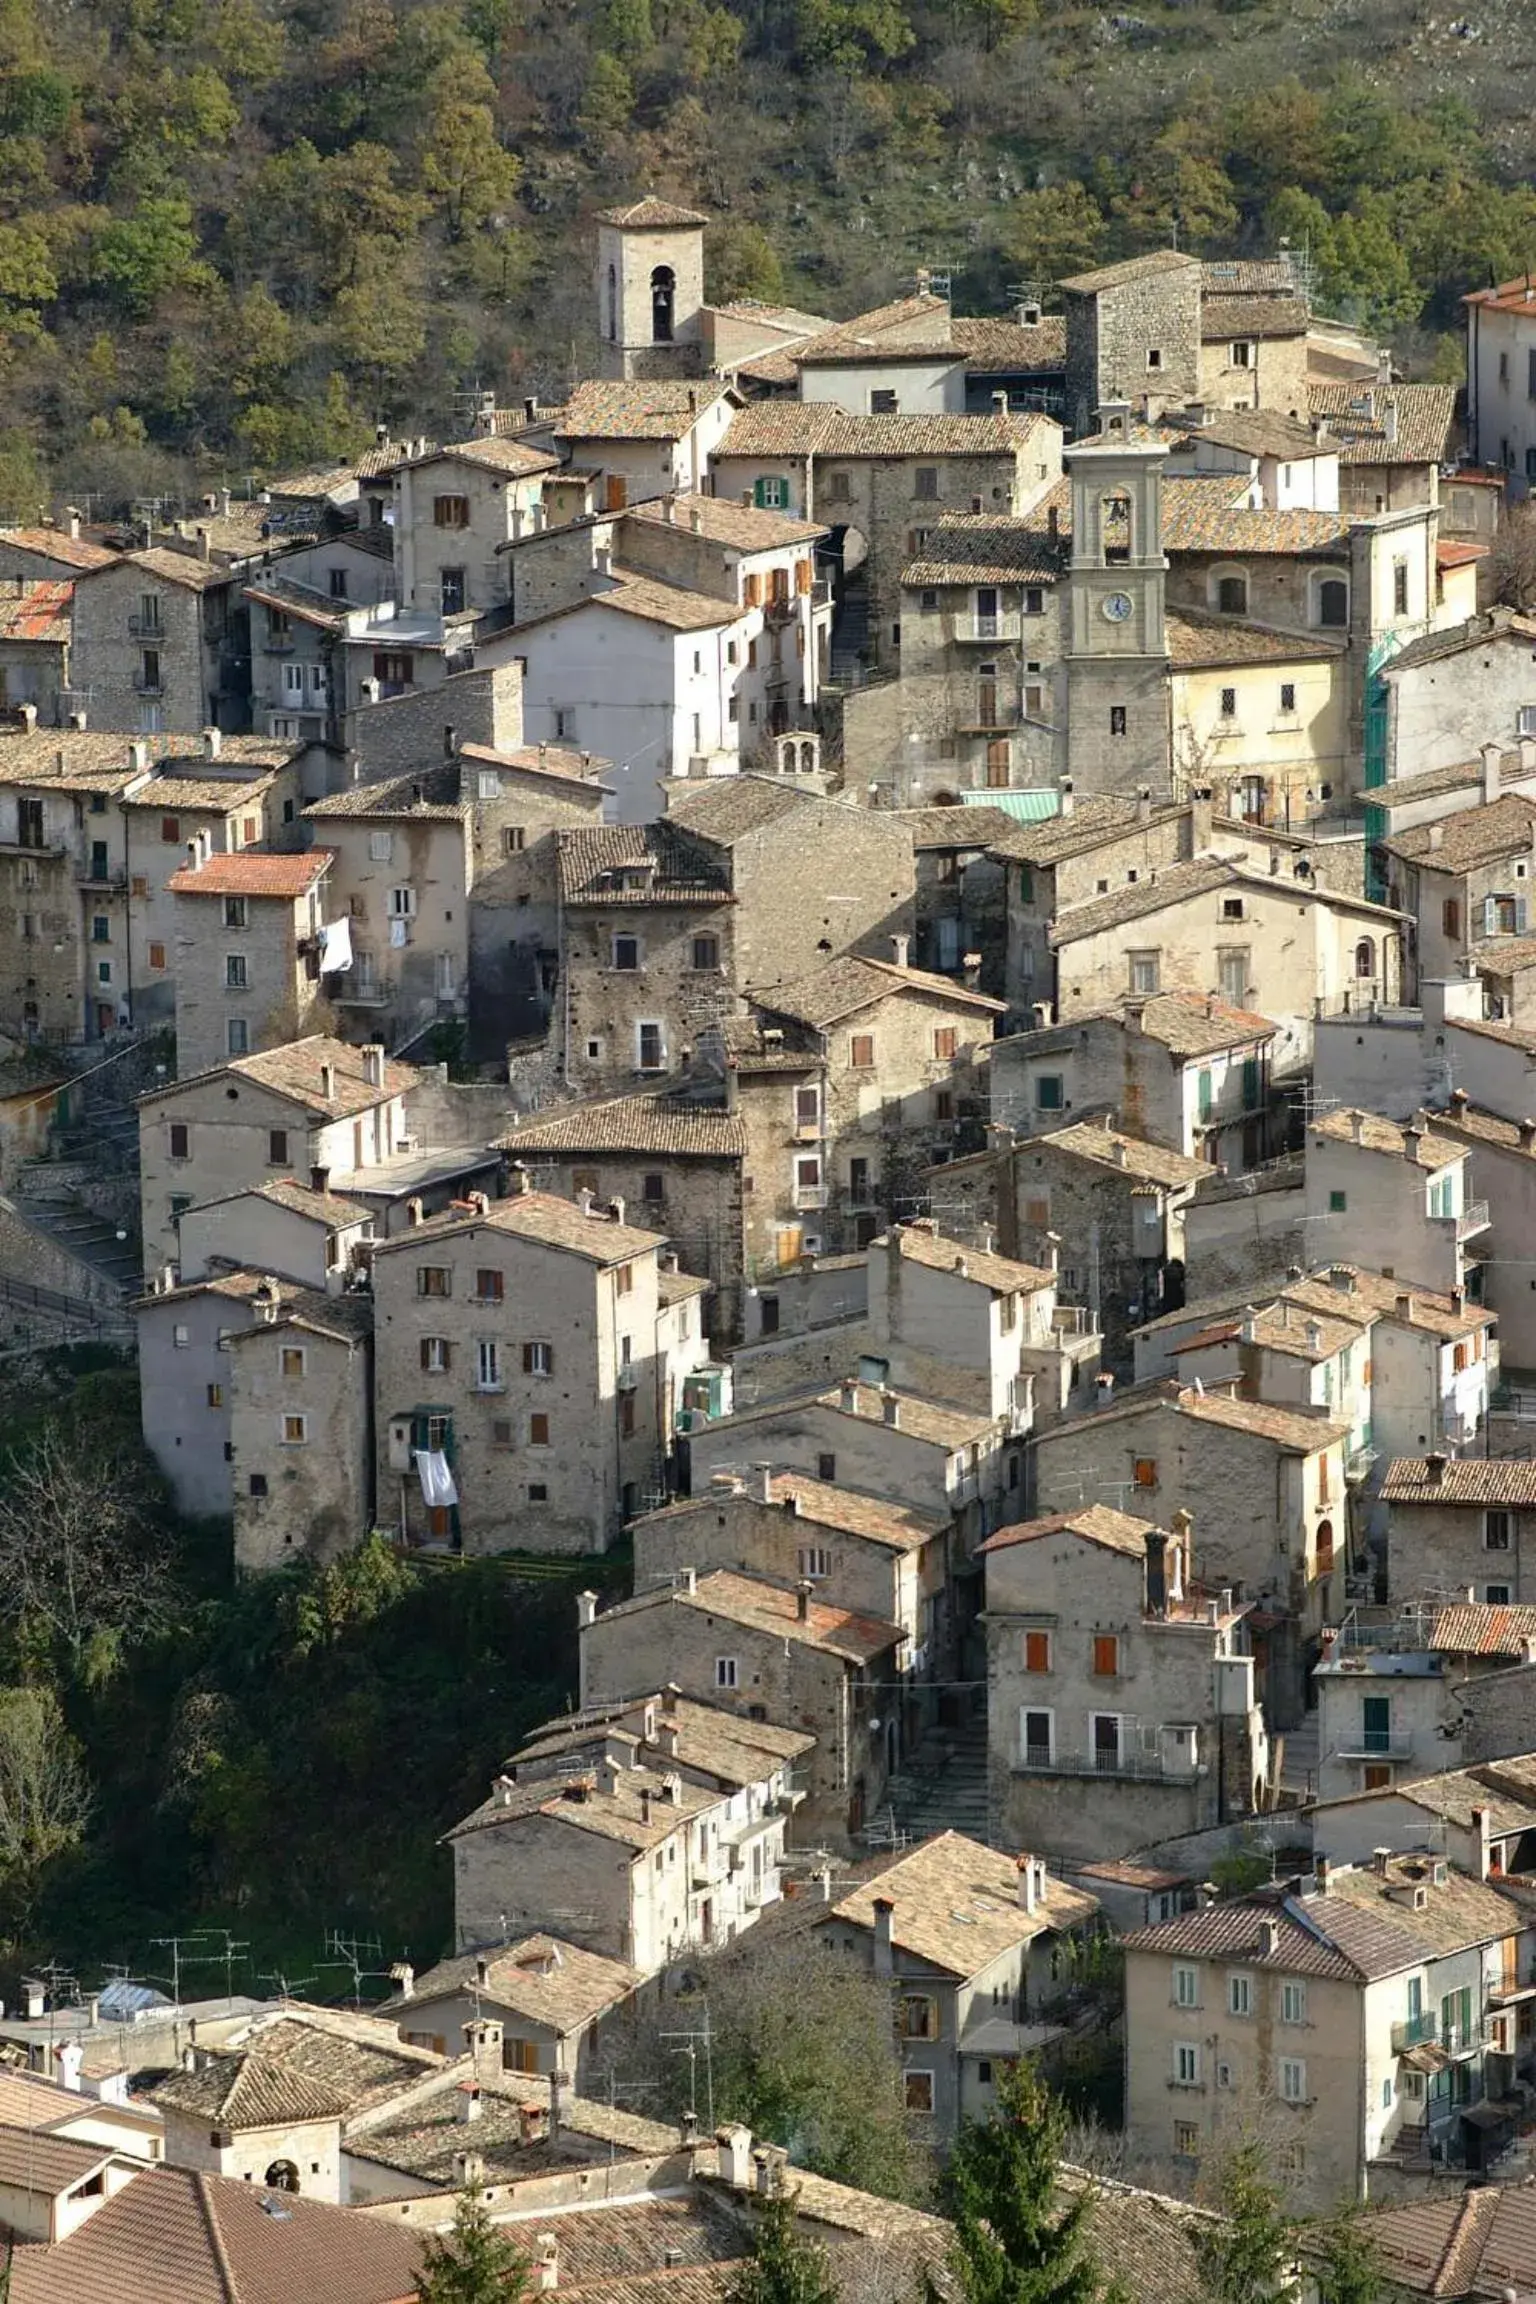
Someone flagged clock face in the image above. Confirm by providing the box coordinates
[1102,591,1134,624]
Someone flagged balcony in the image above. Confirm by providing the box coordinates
[335,981,388,1006]
[78,864,126,888]
[956,615,1023,643]
[1331,1729,1416,1761]
[1017,1744,1186,1782]
[811,579,833,609]
[1442,2020,1485,2058]
[1051,1304,1093,1337]
[1392,2010,1438,2053]
[794,1185,829,1211]
[127,614,164,638]
[615,1364,638,1392]
[793,1119,824,1143]
[1457,1199,1491,1239]
[132,674,164,696]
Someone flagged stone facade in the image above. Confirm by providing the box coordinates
[393,445,552,618]
[350,662,525,779]
[70,552,241,735]
[169,858,333,1078]
[1062,254,1203,434]
[595,208,707,382]
[228,1301,373,1570]
[1383,1485,1536,1607]
[989,1002,1277,1170]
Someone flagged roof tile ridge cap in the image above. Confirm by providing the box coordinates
[194,2167,246,2304]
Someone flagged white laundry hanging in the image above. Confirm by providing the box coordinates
[318,916,353,974]
[415,1450,458,1508]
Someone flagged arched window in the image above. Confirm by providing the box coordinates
[1314,575,1349,628]
[264,2159,301,2193]
[1354,937,1375,979]
[1211,565,1249,616]
[606,263,618,342]
[1103,493,1131,563]
[1316,1518,1335,1574]
[651,265,675,344]
[800,740,816,770]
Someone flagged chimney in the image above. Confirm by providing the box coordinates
[717,2125,753,2189]
[840,1377,859,1414]
[197,526,212,561]
[881,1391,901,1428]
[1483,741,1503,805]
[689,505,702,535]
[203,726,222,759]
[320,1060,336,1101]
[609,1195,625,1226]
[1047,504,1060,545]
[405,1196,424,1227]
[872,1896,894,1977]
[1348,1109,1365,1143]
[1017,1854,1038,1914]
[453,2148,485,2187]
[1258,1917,1278,1957]
[1449,1087,1469,1116]
[1425,1450,1447,1484]
[1191,784,1214,851]
[1472,1804,1492,1883]
[1314,1853,1330,1895]
[549,2066,564,2137]
[753,1462,774,1504]
[1520,1118,1536,1154]
[640,1787,652,1826]
[1403,1125,1426,1167]
[456,2084,482,2124]
[577,1588,598,1630]
[1059,775,1074,818]
[536,2236,559,2293]
[796,1579,812,1622]
[1428,820,1444,851]
[1136,784,1152,823]
[1144,1528,1168,1618]
[1374,1846,1391,1876]
[361,1042,385,1088]
[1395,1292,1414,1319]
[55,2040,83,2091]
[510,1160,531,1195]
[577,1188,595,1216]
[890,932,910,968]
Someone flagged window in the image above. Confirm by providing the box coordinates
[1487,1583,1512,1605]
[280,1345,305,1379]
[1109,705,1127,737]
[1092,1634,1119,1677]
[169,1122,190,1161]
[1173,2043,1201,2087]
[148,940,166,969]
[1393,559,1409,617]
[1281,1980,1307,2025]
[1129,951,1159,996]
[1024,586,1044,616]
[903,2071,934,2113]
[529,1411,551,1446]
[1315,577,1348,628]
[421,1337,451,1373]
[850,1033,875,1069]
[825,469,852,503]
[613,933,640,971]
[1173,1964,1199,2009]
[1022,1708,1053,1766]
[225,954,248,991]
[139,648,161,692]
[476,1339,502,1391]
[899,1995,936,2039]
[691,933,720,972]
[222,895,248,931]
[282,1413,307,1444]
[715,1655,739,1690]
[638,1022,665,1072]
[615,1263,633,1297]
[1146,346,1162,370]
[869,388,898,414]
[439,567,466,616]
[752,474,790,511]
[368,829,394,865]
[798,1545,833,1580]
[933,1026,958,1061]
[521,1340,554,1377]
[1133,1458,1157,1489]
[206,1382,223,1409]
[89,913,110,946]
[815,1451,838,1484]
[1228,1972,1254,2017]
[1230,339,1253,368]
[1024,1629,1051,1672]
[386,886,418,924]
[1486,1510,1512,1551]
[1279,2058,1307,2104]
[1217,575,1248,616]
[1218,948,1250,1005]
[417,1266,451,1298]
[1278,681,1296,716]
[433,494,470,528]
[249,1473,268,1498]
[651,262,674,342]
[1173,2121,1200,2158]
[98,958,113,985]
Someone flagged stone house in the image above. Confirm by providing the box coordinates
[993,789,1199,1017]
[899,804,1014,990]
[137,1034,416,1276]
[1308,383,1459,518]
[989,992,1279,1172]
[175,1178,375,1292]
[981,1503,1271,1863]
[1122,1854,1531,2207]
[577,1566,906,1848]
[1383,796,1536,989]
[0,746,144,1043]
[166,848,337,1076]
[150,2051,349,2200]
[1373,610,1536,787]
[1165,609,1348,825]
[70,547,244,734]
[0,522,119,587]
[387,1935,640,2083]
[370,1182,709,1554]
[0,580,72,723]
[497,1092,748,1344]
[1382,1454,1536,1607]
[390,435,559,617]
[135,1267,371,1551]
[347,658,523,780]
[1198,264,1311,413]
[1310,1608,1536,1804]
[815,1833,1099,2135]
[934,1116,1206,1373]
[1031,1382,1350,1723]
[552,378,737,505]
[1426,1091,1536,1374]
[1305,1108,1487,1297]
[1046,853,1407,1075]
[1463,272,1536,481]
[1061,251,1205,431]
[709,402,1061,678]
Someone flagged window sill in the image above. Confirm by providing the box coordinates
[474,1383,507,1396]
[1166,2080,1207,2093]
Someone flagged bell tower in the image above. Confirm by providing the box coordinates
[1063,405,1172,796]
[595,198,708,382]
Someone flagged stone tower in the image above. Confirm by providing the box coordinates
[1062,406,1172,796]
[595,198,709,382]
[1060,250,1203,439]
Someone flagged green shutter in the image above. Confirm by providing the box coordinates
[1197,1068,1213,1122]
[1241,1056,1259,1110]
[753,478,768,510]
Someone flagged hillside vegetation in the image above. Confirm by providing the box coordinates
[0,0,1532,517]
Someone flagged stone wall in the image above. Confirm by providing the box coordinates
[350,664,526,782]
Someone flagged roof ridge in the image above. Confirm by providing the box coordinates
[195,2168,245,2304]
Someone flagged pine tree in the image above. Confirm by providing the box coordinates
[1310,2210,1381,2304]
[940,2058,1107,2304]
[725,2192,842,2304]
[1195,2143,1294,2304]
[414,2186,531,2304]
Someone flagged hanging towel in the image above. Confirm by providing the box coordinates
[318,915,353,974]
[415,1449,459,1507]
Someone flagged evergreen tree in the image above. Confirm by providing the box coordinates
[1195,2143,1294,2304]
[1310,2210,1380,2304]
[940,2058,1107,2304]
[415,2186,531,2304]
[725,2192,841,2304]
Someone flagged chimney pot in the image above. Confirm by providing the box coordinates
[890,932,910,969]
[871,1896,894,1977]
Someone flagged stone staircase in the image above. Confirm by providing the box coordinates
[1278,1709,1320,1804]
[877,1710,992,1850]
[828,584,871,688]
[13,1192,140,1296]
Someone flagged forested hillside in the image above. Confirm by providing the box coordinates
[1,0,1535,513]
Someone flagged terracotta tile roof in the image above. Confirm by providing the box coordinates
[559,380,730,441]
[511,1693,814,1783]
[0,526,118,570]
[1174,1384,1348,1451]
[305,765,465,824]
[637,1474,945,1553]
[1161,475,1351,555]
[1310,1107,1466,1169]
[372,1187,668,1268]
[1384,792,1536,870]
[1382,1457,1536,1507]
[148,1034,413,1119]
[1429,1604,1536,1657]
[500,1091,746,1159]
[460,739,611,787]
[1381,607,1536,680]
[1071,1859,1191,1890]
[950,313,1066,370]
[447,1758,717,1850]
[165,849,332,898]
[900,803,1019,848]
[877,1220,1055,1295]
[397,1934,641,2033]
[0,2123,119,2195]
[1123,1885,1422,1980]
[754,953,1004,1027]
[978,1502,1160,1559]
[719,404,1049,461]
[1199,293,1308,338]
[1165,605,1342,668]
[1318,1754,1536,1840]
[625,493,825,551]
[902,511,1064,588]
[231,2008,444,2113]
[597,570,740,633]
[151,2047,351,2126]
[596,197,710,228]
[1051,851,1398,945]
[133,1268,373,1344]
[1061,250,1201,294]
[1059,2168,1215,2304]
[987,787,1172,863]
[1288,1266,1491,1339]
[1125,991,1279,1056]
[1432,1096,1536,1160]
[1438,538,1487,570]
[555,823,731,907]
[190,1177,372,1230]
[9,2164,423,2303]
[99,545,232,592]
[1465,273,1536,315]
[1368,756,1488,810]
[825,1830,1097,1976]
[1203,258,1303,295]
[420,434,559,477]
[1326,1854,1522,1959]
[734,292,953,382]
[1445,1014,1536,1059]
[1350,2183,1536,2300]
[343,2068,676,2185]
[1172,1302,1364,1363]
[815,1380,994,1449]
[669,1566,904,1662]
[1173,408,1325,460]
[663,774,820,843]
[127,771,284,812]
[1027,1117,1208,1188]
[0,579,71,642]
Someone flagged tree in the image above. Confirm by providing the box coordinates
[1309,2211,1380,2304]
[705,220,785,305]
[941,2058,1108,2304]
[419,51,520,240]
[0,1418,174,1678]
[1006,183,1106,288]
[725,2193,841,2304]
[415,2185,531,2303]
[1194,2142,1294,2304]
[0,1686,90,1928]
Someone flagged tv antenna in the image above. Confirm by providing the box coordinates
[660,2008,716,2132]
[319,1929,389,2008]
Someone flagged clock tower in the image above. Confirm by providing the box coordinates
[1063,404,1172,796]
